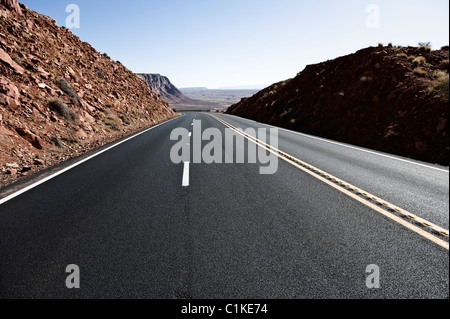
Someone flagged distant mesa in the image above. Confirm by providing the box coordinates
[137,75,258,111]
[136,73,191,105]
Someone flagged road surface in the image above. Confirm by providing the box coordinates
[0,112,448,299]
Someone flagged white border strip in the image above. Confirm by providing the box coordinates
[0,117,179,206]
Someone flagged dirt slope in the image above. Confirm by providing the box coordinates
[227,46,449,165]
[0,1,176,188]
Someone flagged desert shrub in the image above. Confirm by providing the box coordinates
[441,45,449,50]
[412,56,426,67]
[97,70,105,79]
[55,77,80,106]
[397,53,408,59]
[48,98,77,122]
[407,56,416,63]
[438,76,449,99]
[63,129,78,144]
[419,45,431,52]
[50,136,64,148]
[433,70,447,79]
[102,109,121,131]
[360,76,372,87]
[435,73,449,99]
[378,43,383,47]
[424,86,434,96]
[413,67,427,77]
[424,72,449,100]
[103,53,110,59]
[440,59,449,72]
[118,112,132,125]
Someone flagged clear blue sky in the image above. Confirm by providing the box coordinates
[21,0,449,89]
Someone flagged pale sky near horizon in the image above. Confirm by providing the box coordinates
[20,0,450,89]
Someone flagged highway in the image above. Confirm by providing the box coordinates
[0,112,448,299]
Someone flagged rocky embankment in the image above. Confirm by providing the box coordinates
[0,0,176,188]
[227,46,449,165]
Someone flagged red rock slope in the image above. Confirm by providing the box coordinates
[0,0,176,188]
[227,46,449,166]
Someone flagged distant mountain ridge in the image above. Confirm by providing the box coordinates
[136,74,191,105]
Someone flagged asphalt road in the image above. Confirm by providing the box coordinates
[0,112,448,299]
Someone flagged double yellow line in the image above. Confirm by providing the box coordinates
[210,114,449,250]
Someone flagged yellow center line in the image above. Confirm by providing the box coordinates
[210,114,449,251]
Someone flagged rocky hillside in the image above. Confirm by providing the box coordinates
[137,73,191,105]
[227,46,449,165]
[0,0,176,188]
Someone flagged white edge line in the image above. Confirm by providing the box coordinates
[182,161,190,187]
[220,114,449,173]
[0,117,179,206]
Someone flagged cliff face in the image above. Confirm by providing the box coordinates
[137,73,191,105]
[0,2,176,188]
[227,46,449,165]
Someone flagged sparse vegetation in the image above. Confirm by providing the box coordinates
[412,56,426,67]
[418,45,431,53]
[55,77,81,106]
[102,109,121,131]
[118,111,132,125]
[424,86,434,96]
[440,59,449,72]
[103,53,111,59]
[48,98,77,122]
[433,70,447,79]
[425,72,449,100]
[63,129,79,144]
[413,67,427,77]
[438,75,449,99]
[97,70,105,79]
[360,76,372,87]
[50,137,64,148]
[419,42,432,47]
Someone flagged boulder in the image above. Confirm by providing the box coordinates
[0,48,24,74]
[6,169,18,175]
[15,127,43,149]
